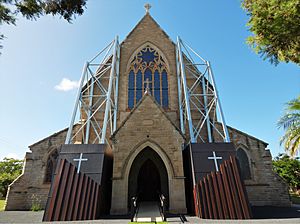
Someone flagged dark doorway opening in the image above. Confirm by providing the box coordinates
[137,159,161,201]
[128,147,169,209]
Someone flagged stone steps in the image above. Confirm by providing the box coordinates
[134,201,163,222]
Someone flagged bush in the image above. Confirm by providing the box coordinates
[0,158,23,197]
[273,153,300,192]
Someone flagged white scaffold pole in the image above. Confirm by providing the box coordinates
[113,40,120,132]
[100,36,119,143]
[65,62,88,144]
[207,61,230,142]
[176,44,185,135]
[84,75,95,144]
[201,74,213,143]
[177,36,196,143]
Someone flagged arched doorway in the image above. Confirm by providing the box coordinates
[128,147,169,208]
[138,159,161,201]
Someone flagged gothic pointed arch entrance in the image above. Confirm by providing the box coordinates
[128,146,169,208]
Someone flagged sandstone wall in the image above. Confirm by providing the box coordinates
[118,13,179,127]
[5,128,68,210]
[214,123,291,207]
[110,95,186,214]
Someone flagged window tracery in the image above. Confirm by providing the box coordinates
[44,149,58,183]
[236,148,251,180]
[128,45,169,109]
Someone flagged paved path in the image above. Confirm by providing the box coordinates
[1,204,300,223]
[135,201,162,222]
[0,211,44,224]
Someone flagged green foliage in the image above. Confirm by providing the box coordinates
[273,153,300,191]
[30,193,42,211]
[0,199,5,211]
[0,158,23,197]
[278,95,300,157]
[31,202,42,211]
[128,222,168,224]
[0,0,87,24]
[290,192,300,204]
[242,0,300,65]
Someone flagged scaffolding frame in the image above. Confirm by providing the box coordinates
[65,36,120,147]
[176,36,230,143]
[65,35,229,146]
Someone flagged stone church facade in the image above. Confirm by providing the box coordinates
[5,11,290,212]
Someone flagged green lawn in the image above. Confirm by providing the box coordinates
[128,223,168,224]
[0,200,5,211]
[290,192,300,204]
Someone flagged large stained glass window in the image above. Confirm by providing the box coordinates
[127,45,169,109]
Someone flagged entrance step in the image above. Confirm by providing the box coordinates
[135,201,163,222]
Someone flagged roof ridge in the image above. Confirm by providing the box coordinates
[120,13,175,46]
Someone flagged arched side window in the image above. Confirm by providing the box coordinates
[236,148,251,180]
[44,150,59,183]
[128,45,169,109]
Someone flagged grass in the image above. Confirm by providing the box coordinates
[31,203,42,211]
[128,223,168,224]
[0,200,5,211]
[290,192,300,204]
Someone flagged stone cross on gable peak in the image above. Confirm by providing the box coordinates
[208,151,222,172]
[144,3,152,14]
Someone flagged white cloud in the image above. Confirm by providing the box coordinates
[55,78,80,92]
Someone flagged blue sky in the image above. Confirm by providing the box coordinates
[0,0,299,160]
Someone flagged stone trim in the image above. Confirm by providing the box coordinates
[28,127,68,148]
[235,144,254,181]
[125,41,171,72]
[121,13,175,47]
[122,140,176,180]
[226,124,268,147]
[111,94,185,139]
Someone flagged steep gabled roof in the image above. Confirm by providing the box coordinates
[111,92,185,139]
[29,127,68,148]
[121,12,175,46]
[226,124,268,147]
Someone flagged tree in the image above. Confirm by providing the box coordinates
[242,0,300,65]
[273,153,300,192]
[278,95,300,157]
[0,0,87,50]
[0,158,23,198]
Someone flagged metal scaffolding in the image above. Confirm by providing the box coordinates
[64,35,228,146]
[65,36,120,147]
[176,36,230,143]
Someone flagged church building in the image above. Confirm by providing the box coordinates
[5,6,290,219]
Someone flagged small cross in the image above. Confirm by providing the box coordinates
[144,78,151,94]
[208,151,222,172]
[144,3,151,13]
[73,153,88,174]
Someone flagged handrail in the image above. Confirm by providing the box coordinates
[159,194,167,221]
[131,196,138,222]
